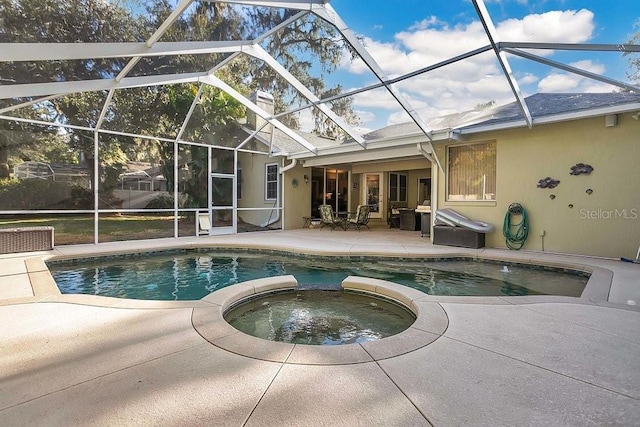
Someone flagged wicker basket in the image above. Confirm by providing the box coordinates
[0,226,55,254]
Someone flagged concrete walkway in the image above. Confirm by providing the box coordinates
[1,229,639,426]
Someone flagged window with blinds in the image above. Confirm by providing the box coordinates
[447,142,496,201]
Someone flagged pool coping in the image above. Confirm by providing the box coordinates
[192,275,449,365]
[2,242,617,310]
[7,246,629,366]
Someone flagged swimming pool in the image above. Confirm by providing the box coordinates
[48,249,589,300]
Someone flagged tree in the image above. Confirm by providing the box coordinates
[475,100,496,110]
[243,11,360,136]
[0,0,358,185]
[192,5,359,135]
[0,0,139,181]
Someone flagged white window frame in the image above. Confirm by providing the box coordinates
[265,163,278,201]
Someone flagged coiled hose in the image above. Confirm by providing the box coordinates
[503,203,529,250]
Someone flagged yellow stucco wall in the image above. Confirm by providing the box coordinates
[282,164,312,229]
[237,152,282,228]
[434,112,640,258]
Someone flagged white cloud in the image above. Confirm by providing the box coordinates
[387,109,413,126]
[351,87,404,110]
[339,8,603,129]
[538,73,581,92]
[538,60,607,92]
[496,10,595,43]
[298,109,314,132]
[519,72,539,85]
[409,16,442,31]
[395,21,489,64]
[581,82,619,93]
[354,109,376,124]
[569,59,606,74]
[342,38,409,76]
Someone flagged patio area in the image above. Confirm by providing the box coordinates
[1,228,639,425]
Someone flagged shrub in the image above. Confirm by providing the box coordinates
[0,179,75,209]
[145,194,174,209]
[69,186,93,209]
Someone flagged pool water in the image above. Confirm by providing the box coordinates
[49,251,588,300]
[224,290,416,345]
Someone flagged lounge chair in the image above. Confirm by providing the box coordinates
[344,204,371,231]
[318,204,345,230]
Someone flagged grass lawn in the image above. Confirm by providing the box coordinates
[0,214,193,245]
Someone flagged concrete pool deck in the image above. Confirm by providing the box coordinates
[1,228,639,425]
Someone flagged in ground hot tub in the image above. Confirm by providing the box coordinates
[192,275,449,364]
[224,289,416,345]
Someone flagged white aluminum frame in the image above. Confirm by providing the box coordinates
[1,0,638,242]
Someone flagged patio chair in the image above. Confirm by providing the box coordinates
[318,204,345,231]
[344,204,371,231]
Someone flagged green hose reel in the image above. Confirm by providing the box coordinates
[503,203,529,250]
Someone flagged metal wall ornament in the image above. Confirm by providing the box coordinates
[537,177,560,189]
[570,163,594,175]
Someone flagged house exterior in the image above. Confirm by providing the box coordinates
[2,91,638,258]
[281,93,640,259]
[1,1,638,258]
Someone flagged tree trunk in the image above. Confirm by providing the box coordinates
[0,144,9,179]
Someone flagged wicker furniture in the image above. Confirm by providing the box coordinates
[433,225,485,249]
[399,209,421,231]
[0,226,55,254]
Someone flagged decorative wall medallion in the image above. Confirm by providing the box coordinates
[537,177,560,189]
[570,163,594,175]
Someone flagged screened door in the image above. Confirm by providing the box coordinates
[209,173,236,235]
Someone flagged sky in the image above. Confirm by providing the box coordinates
[319,0,640,131]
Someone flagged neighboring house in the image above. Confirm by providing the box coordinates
[281,93,640,259]
[115,162,168,209]
[118,162,167,193]
[14,161,91,188]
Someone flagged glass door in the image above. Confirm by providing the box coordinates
[418,177,431,206]
[311,167,349,218]
[310,167,325,218]
[363,173,383,219]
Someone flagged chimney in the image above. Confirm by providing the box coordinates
[247,91,274,135]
